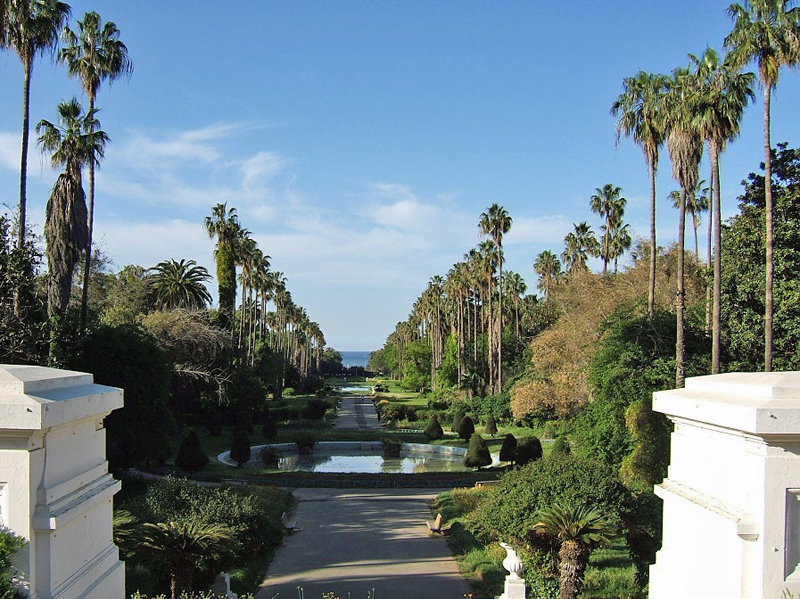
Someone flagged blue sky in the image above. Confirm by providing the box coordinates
[1,1,799,351]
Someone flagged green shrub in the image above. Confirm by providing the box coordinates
[229,429,251,466]
[516,436,543,467]
[0,527,25,598]
[425,415,444,440]
[499,433,517,464]
[302,398,330,420]
[458,415,475,441]
[451,407,466,432]
[174,428,210,471]
[259,446,280,468]
[552,436,571,455]
[464,433,492,469]
[295,432,316,454]
[406,406,418,422]
[382,439,402,457]
[485,414,498,435]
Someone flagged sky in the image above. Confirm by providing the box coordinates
[1,1,799,351]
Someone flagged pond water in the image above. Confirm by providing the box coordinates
[218,442,495,473]
[336,385,373,393]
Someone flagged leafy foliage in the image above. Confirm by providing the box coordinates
[229,429,251,466]
[0,528,26,599]
[499,433,517,463]
[721,143,800,371]
[71,324,173,469]
[484,414,498,434]
[458,415,475,441]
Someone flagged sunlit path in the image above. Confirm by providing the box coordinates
[333,396,382,430]
[256,488,470,599]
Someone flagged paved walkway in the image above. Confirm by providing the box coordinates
[333,396,383,430]
[256,488,470,599]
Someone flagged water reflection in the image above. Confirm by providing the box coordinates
[275,450,469,473]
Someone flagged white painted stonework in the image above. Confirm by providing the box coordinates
[0,364,124,599]
[650,371,800,599]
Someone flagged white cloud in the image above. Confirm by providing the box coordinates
[505,215,572,245]
[241,151,284,189]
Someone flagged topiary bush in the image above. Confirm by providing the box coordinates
[516,436,543,467]
[174,428,209,471]
[295,432,316,454]
[552,436,571,455]
[451,407,466,432]
[464,433,492,469]
[458,415,475,441]
[259,446,280,468]
[499,433,517,464]
[425,415,444,440]
[382,439,402,457]
[484,414,498,435]
[229,429,251,466]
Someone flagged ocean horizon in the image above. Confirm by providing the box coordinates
[339,350,372,368]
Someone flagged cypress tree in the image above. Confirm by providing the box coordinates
[458,415,475,441]
[499,433,517,465]
[425,414,444,440]
[175,428,209,471]
[464,433,492,469]
[230,428,252,466]
[485,414,498,435]
[451,407,466,432]
[517,436,543,466]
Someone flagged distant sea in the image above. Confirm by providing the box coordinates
[340,350,372,368]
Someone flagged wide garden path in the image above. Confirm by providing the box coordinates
[333,395,382,430]
[256,488,470,599]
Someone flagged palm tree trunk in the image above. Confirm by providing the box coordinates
[497,251,503,394]
[18,54,32,251]
[80,95,97,332]
[711,142,722,374]
[763,85,773,372]
[706,161,713,336]
[648,158,657,321]
[558,540,589,599]
[676,189,687,388]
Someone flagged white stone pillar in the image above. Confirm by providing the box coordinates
[0,364,124,599]
[649,372,800,599]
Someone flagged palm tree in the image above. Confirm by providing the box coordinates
[532,504,617,599]
[479,204,512,394]
[665,67,704,388]
[669,180,708,262]
[6,0,71,250]
[612,71,669,319]
[534,250,562,300]
[589,184,625,274]
[724,2,799,371]
[689,47,754,373]
[136,520,234,599]
[561,222,599,275]
[59,10,133,330]
[37,98,107,365]
[147,259,212,310]
[204,203,241,328]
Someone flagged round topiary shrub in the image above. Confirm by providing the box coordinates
[464,433,492,469]
[175,428,210,471]
[259,446,281,468]
[230,429,252,466]
[552,436,572,455]
[295,432,316,454]
[458,415,475,441]
[516,436,543,467]
[485,414,498,435]
[425,415,444,440]
[499,433,517,464]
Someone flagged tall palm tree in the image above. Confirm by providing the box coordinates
[665,67,704,389]
[37,98,107,365]
[534,250,562,300]
[147,259,212,310]
[690,47,754,373]
[532,504,617,599]
[562,222,599,275]
[669,180,708,262]
[60,10,133,330]
[204,203,241,328]
[724,1,799,371]
[6,0,71,250]
[479,204,512,394]
[612,71,669,319]
[589,184,625,275]
[136,520,234,599]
